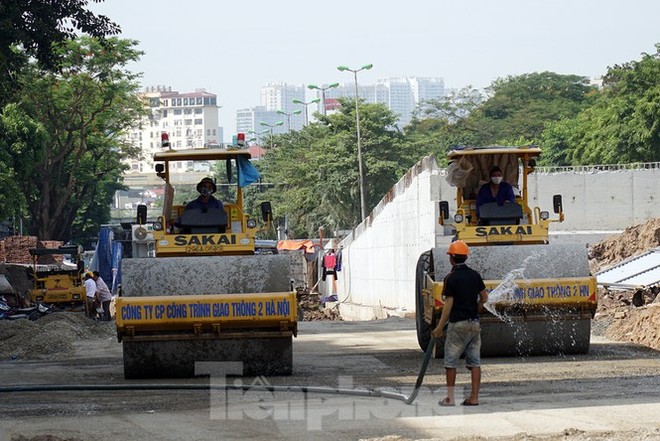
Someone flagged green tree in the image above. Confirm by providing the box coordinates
[406,86,488,163]
[0,0,119,105]
[566,44,660,164]
[0,37,145,241]
[257,98,424,237]
[412,86,484,123]
[0,104,47,221]
[475,71,596,143]
[407,73,596,165]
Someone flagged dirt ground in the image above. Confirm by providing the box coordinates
[1,223,659,441]
[1,318,659,441]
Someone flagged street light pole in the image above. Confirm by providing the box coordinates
[307,83,339,116]
[259,121,284,149]
[292,98,320,126]
[337,63,373,222]
[276,109,302,132]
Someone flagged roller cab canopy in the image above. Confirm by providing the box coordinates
[439,145,561,246]
[146,146,271,257]
[446,145,542,201]
[153,148,252,163]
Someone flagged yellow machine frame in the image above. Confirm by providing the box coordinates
[117,147,296,348]
[28,246,85,305]
[116,292,298,340]
[139,148,267,257]
[429,146,597,320]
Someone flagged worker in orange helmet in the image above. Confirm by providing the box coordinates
[432,240,488,407]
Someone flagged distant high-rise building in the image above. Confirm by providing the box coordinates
[309,77,444,127]
[124,86,222,175]
[238,77,445,135]
[310,83,374,115]
[375,77,445,126]
[236,105,287,140]
[236,83,306,135]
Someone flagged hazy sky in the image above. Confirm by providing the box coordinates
[91,0,659,141]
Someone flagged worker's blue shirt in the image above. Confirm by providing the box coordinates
[476,182,515,216]
[185,196,223,211]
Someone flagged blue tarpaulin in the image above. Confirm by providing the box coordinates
[90,226,122,296]
[237,156,260,187]
[111,242,122,296]
[95,227,113,286]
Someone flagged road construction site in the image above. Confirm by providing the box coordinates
[1,153,659,441]
[1,315,659,441]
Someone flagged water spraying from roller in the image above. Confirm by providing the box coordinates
[484,254,538,322]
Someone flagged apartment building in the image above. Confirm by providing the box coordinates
[235,83,305,135]
[124,86,222,175]
[310,77,445,127]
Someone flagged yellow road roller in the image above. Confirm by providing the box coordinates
[416,146,597,356]
[116,145,296,378]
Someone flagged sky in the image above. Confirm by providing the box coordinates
[91,0,660,141]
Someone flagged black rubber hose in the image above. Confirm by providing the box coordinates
[0,338,437,405]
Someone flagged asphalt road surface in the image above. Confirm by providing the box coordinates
[1,318,659,441]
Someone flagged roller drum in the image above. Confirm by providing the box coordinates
[428,243,593,356]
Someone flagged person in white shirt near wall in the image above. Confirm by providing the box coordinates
[83,271,97,319]
[92,271,113,321]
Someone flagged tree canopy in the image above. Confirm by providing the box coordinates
[542,44,660,165]
[0,0,119,105]
[254,98,427,237]
[0,37,145,241]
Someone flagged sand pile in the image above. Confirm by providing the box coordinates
[589,217,660,273]
[0,312,115,361]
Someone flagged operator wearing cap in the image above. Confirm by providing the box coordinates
[432,240,488,407]
[186,177,224,211]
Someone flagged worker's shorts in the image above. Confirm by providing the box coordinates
[444,319,481,369]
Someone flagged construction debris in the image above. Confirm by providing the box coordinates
[297,289,341,321]
[591,217,660,350]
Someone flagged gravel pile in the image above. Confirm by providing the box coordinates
[0,312,115,361]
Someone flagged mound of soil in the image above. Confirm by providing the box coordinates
[298,290,341,321]
[589,217,660,273]
[0,312,115,361]
[590,218,660,351]
[605,304,660,351]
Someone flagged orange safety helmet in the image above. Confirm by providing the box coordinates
[447,240,469,256]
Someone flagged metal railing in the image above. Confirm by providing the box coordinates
[438,162,660,175]
[535,162,660,174]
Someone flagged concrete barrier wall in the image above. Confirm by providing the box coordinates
[437,166,660,231]
[530,168,660,230]
[334,159,660,312]
[331,156,446,311]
